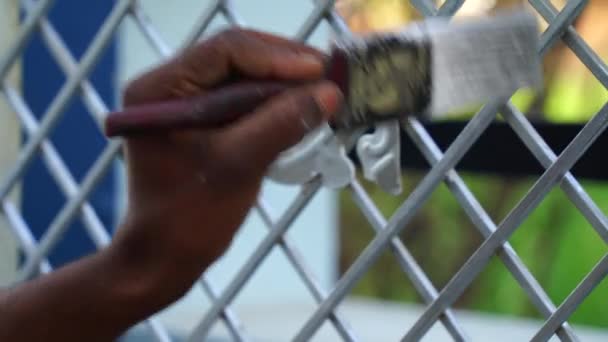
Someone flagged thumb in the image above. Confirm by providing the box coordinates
[215,81,342,172]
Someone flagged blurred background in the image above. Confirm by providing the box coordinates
[337,0,608,331]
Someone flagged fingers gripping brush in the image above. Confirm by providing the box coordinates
[104,10,542,137]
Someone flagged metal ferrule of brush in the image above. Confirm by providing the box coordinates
[325,10,542,130]
[326,30,433,130]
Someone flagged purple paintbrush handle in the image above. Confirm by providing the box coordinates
[104,81,292,137]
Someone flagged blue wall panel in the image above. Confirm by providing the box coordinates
[22,0,118,266]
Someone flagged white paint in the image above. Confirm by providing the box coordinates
[117,0,338,327]
[0,0,21,286]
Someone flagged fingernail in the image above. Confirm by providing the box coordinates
[299,82,342,132]
[312,82,342,120]
[287,52,324,70]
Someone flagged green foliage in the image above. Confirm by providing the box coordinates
[339,172,608,327]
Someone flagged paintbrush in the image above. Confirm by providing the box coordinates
[104,10,542,137]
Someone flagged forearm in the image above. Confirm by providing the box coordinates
[0,233,202,342]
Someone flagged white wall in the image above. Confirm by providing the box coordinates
[0,0,21,286]
[117,0,339,335]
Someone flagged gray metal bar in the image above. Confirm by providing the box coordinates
[3,201,53,274]
[291,99,503,341]
[197,275,251,342]
[187,180,322,341]
[21,0,108,125]
[293,7,588,337]
[348,181,469,341]
[0,0,55,81]
[183,3,357,340]
[436,0,465,17]
[15,140,123,283]
[409,0,437,16]
[255,200,358,342]
[181,0,223,50]
[2,84,110,247]
[529,0,608,88]
[537,0,588,57]
[4,83,171,342]
[296,0,336,39]
[531,254,608,342]
[7,3,173,340]
[2,199,172,342]
[402,117,578,341]
[0,0,132,203]
[125,7,251,339]
[219,0,245,26]
[501,103,608,243]
[401,102,608,341]
[409,0,464,17]
[129,2,172,57]
[324,11,352,37]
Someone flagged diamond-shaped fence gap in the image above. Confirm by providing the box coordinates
[225,246,329,340]
[41,1,117,62]
[202,321,235,342]
[348,170,422,220]
[541,51,608,124]
[345,179,470,340]
[341,177,483,306]
[302,321,345,342]
[20,154,67,241]
[338,186,380,296]
[159,274,248,342]
[340,297,465,342]
[194,14,232,41]
[202,213,268,294]
[47,98,111,180]
[128,0,211,50]
[0,0,130,216]
[253,199,359,341]
[277,194,338,287]
[230,0,321,39]
[24,1,119,116]
[254,189,338,287]
[496,189,608,326]
[505,184,607,305]
[530,201,608,326]
[547,0,568,12]
[583,179,608,216]
[403,180,485,289]
[529,1,608,89]
[544,264,608,332]
[531,255,608,341]
[147,279,220,338]
[258,181,301,215]
[455,172,534,225]
[119,1,228,89]
[1,201,51,275]
[462,253,540,322]
[119,19,171,87]
[304,19,335,51]
[3,83,114,249]
[338,185,377,276]
[16,153,115,266]
[21,38,66,119]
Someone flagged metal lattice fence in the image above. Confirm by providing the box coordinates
[1,0,607,341]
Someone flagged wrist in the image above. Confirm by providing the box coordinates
[106,219,208,305]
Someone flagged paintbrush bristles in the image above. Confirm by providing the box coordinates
[428,10,542,116]
[326,10,542,129]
